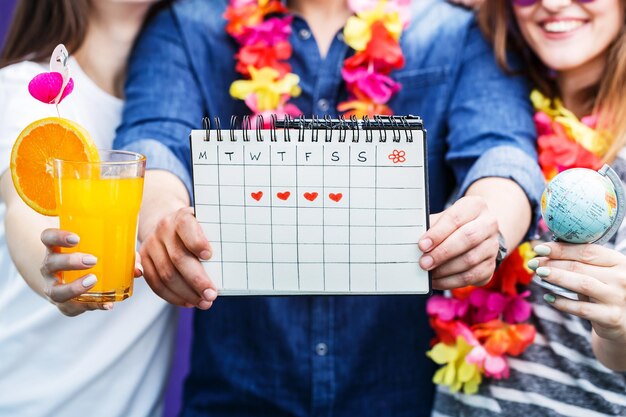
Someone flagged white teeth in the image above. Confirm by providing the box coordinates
[543,20,584,33]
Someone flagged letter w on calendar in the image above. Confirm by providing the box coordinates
[190,126,431,295]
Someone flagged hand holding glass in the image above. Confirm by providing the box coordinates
[53,150,145,302]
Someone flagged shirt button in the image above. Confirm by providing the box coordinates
[299,28,312,40]
[318,98,330,112]
[315,342,328,356]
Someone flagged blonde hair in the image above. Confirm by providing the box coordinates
[477,0,626,163]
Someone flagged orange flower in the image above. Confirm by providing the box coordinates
[472,320,535,357]
[224,1,287,36]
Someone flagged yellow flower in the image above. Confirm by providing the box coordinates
[229,66,301,112]
[531,89,609,156]
[343,0,403,51]
[518,242,536,274]
[427,337,482,395]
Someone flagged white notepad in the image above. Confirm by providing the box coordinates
[190,117,431,295]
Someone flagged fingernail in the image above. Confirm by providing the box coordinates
[198,300,213,310]
[534,244,551,256]
[543,293,556,304]
[199,250,211,261]
[82,255,97,266]
[66,234,80,245]
[527,259,539,270]
[421,256,433,270]
[203,288,218,301]
[185,303,195,308]
[536,266,550,277]
[419,238,433,251]
[103,303,113,310]
[81,274,97,287]
[135,262,144,274]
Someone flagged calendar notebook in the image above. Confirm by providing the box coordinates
[190,115,431,295]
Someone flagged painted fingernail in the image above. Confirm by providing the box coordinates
[419,238,433,251]
[199,250,211,261]
[534,244,551,256]
[66,234,80,245]
[543,294,556,304]
[198,300,213,310]
[103,303,113,310]
[203,288,218,301]
[135,262,144,274]
[527,259,539,270]
[420,256,433,270]
[81,274,97,287]
[536,266,551,277]
[82,255,97,266]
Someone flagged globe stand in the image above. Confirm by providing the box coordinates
[534,164,626,300]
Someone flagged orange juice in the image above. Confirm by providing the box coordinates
[56,176,144,301]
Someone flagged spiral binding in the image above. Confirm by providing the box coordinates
[201,114,422,143]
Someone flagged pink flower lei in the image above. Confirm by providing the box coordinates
[224,0,411,123]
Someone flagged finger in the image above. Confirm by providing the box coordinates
[151,239,204,305]
[431,238,498,279]
[544,293,621,326]
[40,229,80,249]
[43,252,97,274]
[48,273,98,303]
[531,258,617,286]
[534,242,621,267]
[57,301,112,317]
[134,251,144,278]
[174,207,211,260]
[419,196,487,253]
[166,233,217,302]
[140,246,194,307]
[533,266,616,304]
[420,214,497,271]
[432,258,496,290]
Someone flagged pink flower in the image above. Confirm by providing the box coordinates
[469,288,532,324]
[342,66,400,104]
[466,345,510,379]
[245,93,301,128]
[427,295,470,321]
[235,16,292,46]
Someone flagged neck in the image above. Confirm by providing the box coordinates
[73,3,151,98]
[289,0,352,58]
[557,54,605,119]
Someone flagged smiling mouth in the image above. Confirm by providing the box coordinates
[541,20,586,33]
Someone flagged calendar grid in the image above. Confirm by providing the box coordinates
[216,145,224,288]
[192,133,430,295]
[242,145,249,290]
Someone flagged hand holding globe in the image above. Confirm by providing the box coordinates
[537,165,625,299]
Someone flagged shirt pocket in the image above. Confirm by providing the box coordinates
[393,66,450,89]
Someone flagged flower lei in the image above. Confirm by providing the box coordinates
[425,89,610,394]
[224,0,410,123]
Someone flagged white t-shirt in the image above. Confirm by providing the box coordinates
[0,60,176,417]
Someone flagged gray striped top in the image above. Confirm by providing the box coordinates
[432,156,626,417]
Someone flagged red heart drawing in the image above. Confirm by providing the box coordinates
[329,193,343,202]
[277,191,291,201]
[304,192,318,201]
[251,191,263,201]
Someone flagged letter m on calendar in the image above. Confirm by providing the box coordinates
[190,121,431,295]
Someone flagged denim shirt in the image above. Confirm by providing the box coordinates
[115,1,544,416]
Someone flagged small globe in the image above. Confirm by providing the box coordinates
[541,168,618,243]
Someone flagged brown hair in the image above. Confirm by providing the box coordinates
[478,0,626,162]
[0,0,91,68]
[0,1,172,69]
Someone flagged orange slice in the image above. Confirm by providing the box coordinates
[10,117,99,216]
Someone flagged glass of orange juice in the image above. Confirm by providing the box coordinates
[53,150,146,302]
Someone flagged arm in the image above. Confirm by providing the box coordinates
[528,242,626,371]
[418,21,544,289]
[1,172,117,315]
[115,8,217,308]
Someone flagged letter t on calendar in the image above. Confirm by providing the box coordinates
[190,121,431,295]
